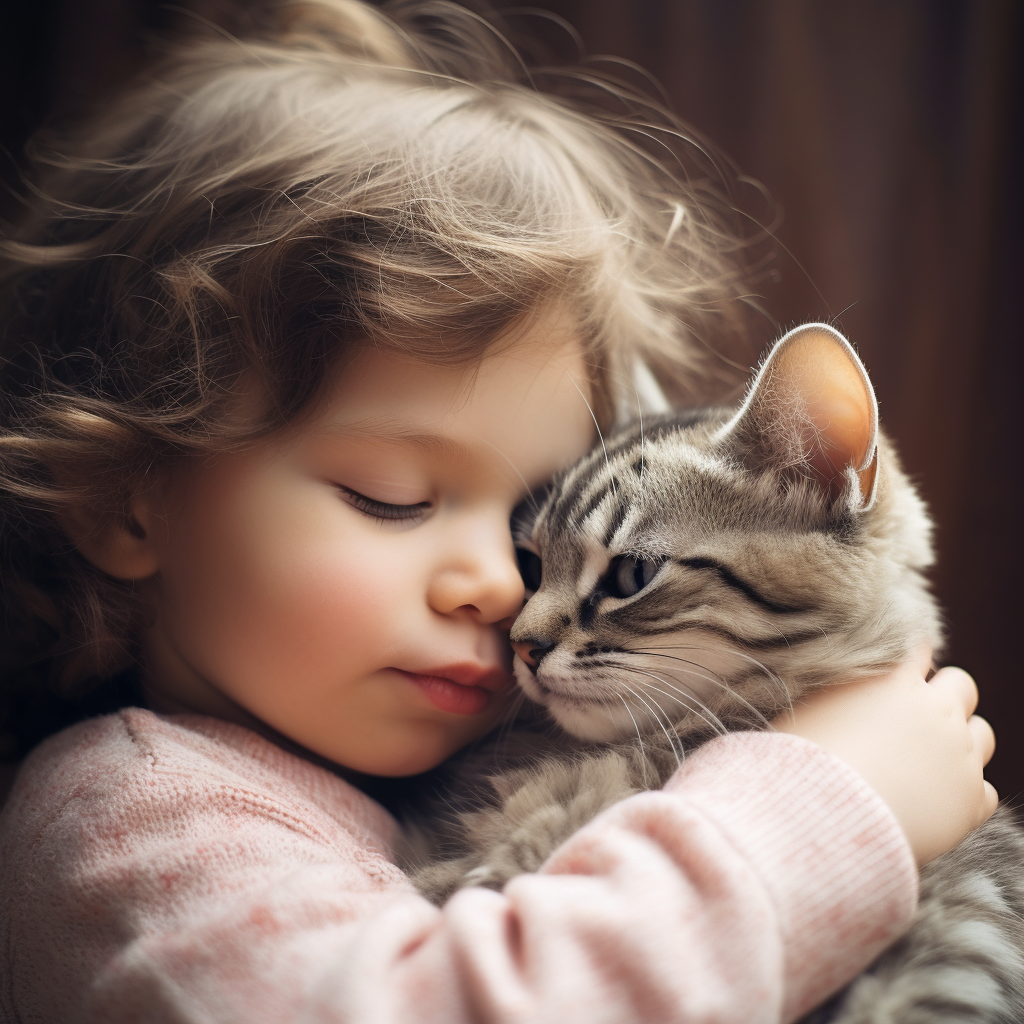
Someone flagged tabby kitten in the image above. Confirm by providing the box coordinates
[404,324,1024,1023]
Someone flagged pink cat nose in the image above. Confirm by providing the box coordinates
[511,640,535,665]
[511,638,554,667]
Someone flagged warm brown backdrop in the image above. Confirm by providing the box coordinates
[2,1,1022,796]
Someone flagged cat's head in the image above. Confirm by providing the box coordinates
[510,323,940,742]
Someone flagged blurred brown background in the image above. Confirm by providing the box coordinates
[2,1,1022,796]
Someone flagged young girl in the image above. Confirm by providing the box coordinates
[0,2,996,1021]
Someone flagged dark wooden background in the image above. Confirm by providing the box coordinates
[2,1,1022,798]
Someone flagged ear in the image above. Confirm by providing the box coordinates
[719,323,879,508]
[60,494,162,580]
[614,359,672,426]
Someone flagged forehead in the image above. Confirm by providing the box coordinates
[294,307,598,488]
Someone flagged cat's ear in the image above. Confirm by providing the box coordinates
[614,359,671,426]
[719,323,878,509]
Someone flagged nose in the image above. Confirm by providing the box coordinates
[427,519,526,624]
[511,637,555,668]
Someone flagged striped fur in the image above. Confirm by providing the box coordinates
[402,327,1024,1022]
[507,408,938,744]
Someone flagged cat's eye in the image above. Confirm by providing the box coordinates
[339,486,431,522]
[607,554,664,598]
[516,548,543,592]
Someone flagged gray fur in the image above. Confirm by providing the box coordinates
[400,326,1024,1022]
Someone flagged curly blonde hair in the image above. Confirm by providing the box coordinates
[0,0,757,756]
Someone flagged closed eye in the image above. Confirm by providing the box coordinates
[338,486,431,522]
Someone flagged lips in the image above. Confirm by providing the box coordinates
[417,663,510,691]
[396,663,512,716]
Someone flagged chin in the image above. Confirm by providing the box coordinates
[514,661,638,742]
[338,732,465,778]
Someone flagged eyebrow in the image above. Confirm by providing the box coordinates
[311,420,472,461]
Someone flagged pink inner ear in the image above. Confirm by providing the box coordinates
[770,328,877,502]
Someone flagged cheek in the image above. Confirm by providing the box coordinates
[155,474,418,682]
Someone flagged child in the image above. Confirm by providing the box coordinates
[0,2,995,1021]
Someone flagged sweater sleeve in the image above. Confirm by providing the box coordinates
[0,710,917,1024]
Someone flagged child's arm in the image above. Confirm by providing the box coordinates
[775,654,997,866]
[0,660,990,1024]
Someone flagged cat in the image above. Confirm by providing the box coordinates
[400,323,1024,1023]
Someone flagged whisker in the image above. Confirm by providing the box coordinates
[661,673,771,732]
[628,650,733,698]
[615,694,649,787]
[621,649,777,732]
[648,657,779,730]
[566,372,617,498]
[623,667,727,737]
[618,680,683,772]
[636,644,792,713]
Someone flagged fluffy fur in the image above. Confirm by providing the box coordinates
[401,324,1024,1022]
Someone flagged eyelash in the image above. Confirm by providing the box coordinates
[339,486,431,522]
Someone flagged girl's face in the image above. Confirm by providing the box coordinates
[139,309,595,775]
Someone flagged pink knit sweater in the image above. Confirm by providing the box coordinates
[0,709,917,1023]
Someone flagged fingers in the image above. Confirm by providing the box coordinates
[929,665,979,716]
[909,643,934,677]
[983,780,1000,818]
[969,713,996,765]
[974,780,1001,831]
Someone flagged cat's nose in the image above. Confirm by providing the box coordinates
[511,637,555,668]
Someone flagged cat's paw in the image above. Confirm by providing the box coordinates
[461,862,515,891]
[411,857,478,906]
[411,848,538,903]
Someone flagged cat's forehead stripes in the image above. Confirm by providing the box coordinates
[544,472,642,556]
[544,423,677,520]
[539,417,733,556]
[543,411,704,525]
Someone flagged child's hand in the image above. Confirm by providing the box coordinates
[772,650,998,866]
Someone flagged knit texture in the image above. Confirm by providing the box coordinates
[0,709,917,1023]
